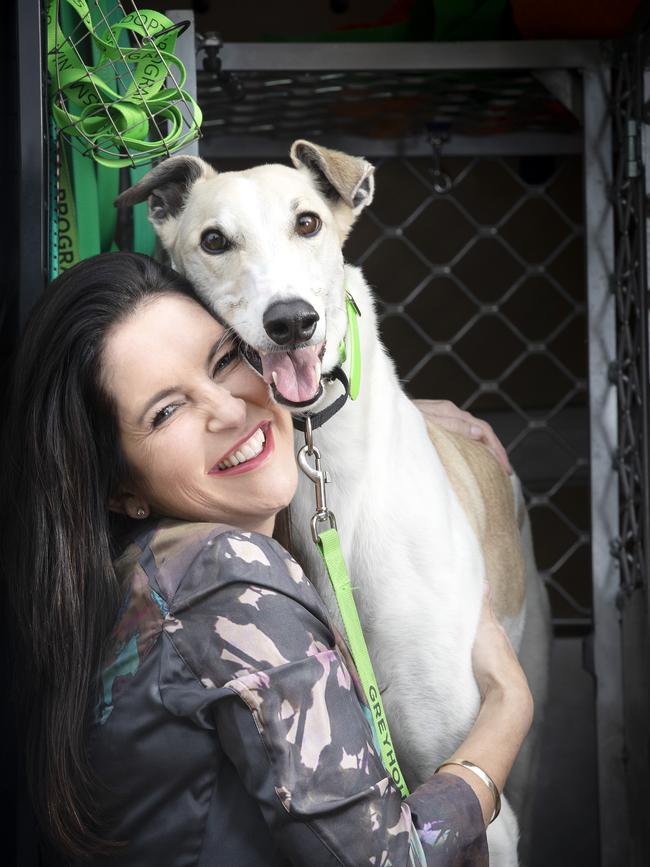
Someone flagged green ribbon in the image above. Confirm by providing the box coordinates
[56,141,81,271]
[46,0,202,167]
[317,528,410,798]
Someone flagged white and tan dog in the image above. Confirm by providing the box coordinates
[117,142,551,865]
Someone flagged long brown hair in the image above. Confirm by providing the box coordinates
[0,253,209,859]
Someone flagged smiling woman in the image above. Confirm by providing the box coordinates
[102,291,297,533]
[0,252,531,866]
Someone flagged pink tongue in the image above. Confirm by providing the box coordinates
[260,345,322,403]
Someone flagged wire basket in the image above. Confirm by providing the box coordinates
[47,0,202,168]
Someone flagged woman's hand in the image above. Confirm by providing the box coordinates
[413,398,513,475]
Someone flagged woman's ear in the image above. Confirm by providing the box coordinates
[109,492,150,520]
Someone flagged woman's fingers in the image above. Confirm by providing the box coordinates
[413,399,513,475]
[467,419,513,476]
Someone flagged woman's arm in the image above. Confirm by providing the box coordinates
[163,530,529,865]
[435,585,533,824]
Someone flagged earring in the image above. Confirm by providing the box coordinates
[136,508,146,518]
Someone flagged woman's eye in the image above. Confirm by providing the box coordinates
[212,347,241,376]
[295,212,322,237]
[152,403,180,428]
[200,228,230,254]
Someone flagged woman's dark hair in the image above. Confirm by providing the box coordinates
[0,252,213,858]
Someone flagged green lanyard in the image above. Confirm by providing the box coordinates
[47,0,172,275]
[298,294,410,798]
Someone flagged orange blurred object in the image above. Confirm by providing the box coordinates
[511,0,639,38]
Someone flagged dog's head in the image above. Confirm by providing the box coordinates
[115,141,374,408]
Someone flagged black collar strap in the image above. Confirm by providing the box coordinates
[292,367,350,433]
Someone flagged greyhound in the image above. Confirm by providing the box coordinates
[116,141,551,866]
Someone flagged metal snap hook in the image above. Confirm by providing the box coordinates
[297,442,336,543]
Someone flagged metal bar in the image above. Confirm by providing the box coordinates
[221,40,605,73]
[165,8,199,157]
[614,47,650,867]
[583,65,629,867]
[645,69,650,273]
[17,0,47,328]
[200,131,582,160]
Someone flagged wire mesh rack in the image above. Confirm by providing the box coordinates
[48,0,201,167]
[197,66,579,141]
[351,153,591,633]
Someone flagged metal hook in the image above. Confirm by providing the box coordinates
[297,445,329,514]
[427,133,453,195]
[297,441,337,543]
[197,31,244,101]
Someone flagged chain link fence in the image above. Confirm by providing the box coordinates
[343,153,591,634]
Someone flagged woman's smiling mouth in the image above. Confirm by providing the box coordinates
[209,422,273,476]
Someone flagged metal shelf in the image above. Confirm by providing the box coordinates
[219,40,604,72]
[199,40,603,157]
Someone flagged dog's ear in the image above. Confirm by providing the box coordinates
[290,140,375,216]
[114,155,215,226]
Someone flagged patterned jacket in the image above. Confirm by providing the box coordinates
[88,518,488,866]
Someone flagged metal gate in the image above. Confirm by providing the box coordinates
[345,152,591,635]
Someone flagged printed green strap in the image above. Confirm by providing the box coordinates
[91,0,122,253]
[46,0,202,167]
[48,0,188,274]
[317,528,410,798]
[56,140,81,271]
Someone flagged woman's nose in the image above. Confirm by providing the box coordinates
[205,385,247,433]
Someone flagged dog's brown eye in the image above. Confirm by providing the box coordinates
[296,212,321,237]
[200,229,229,254]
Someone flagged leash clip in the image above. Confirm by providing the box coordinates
[297,422,337,543]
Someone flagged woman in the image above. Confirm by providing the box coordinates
[2,253,532,865]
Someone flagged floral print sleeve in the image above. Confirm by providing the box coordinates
[161,526,488,867]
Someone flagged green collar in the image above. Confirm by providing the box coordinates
[338,291,362,400]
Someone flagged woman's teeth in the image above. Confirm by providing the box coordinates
[217,427,266,470]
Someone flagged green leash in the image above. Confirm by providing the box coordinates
[298,295,410,798]
[47,0,202,167]
[47,0,190,276]
[317,527,409,797]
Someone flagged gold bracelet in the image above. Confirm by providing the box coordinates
[435,759,501,824]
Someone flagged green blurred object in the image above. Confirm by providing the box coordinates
[433,0,507,40]
[265,0,508,42]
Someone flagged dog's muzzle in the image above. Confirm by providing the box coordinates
[239,339,327,408]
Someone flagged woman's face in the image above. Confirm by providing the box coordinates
[103,293,298,534]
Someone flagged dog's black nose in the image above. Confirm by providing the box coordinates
[263,300,319,346]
